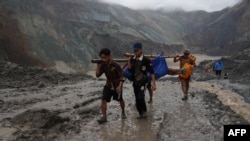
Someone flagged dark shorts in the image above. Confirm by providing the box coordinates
[179,75,191,81]
[146,79,151,89]
[216,70,222,75]
[102,86,123,102]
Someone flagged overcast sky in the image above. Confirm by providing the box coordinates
[98,0,243,12]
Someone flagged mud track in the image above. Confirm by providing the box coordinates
[0,77,249,141]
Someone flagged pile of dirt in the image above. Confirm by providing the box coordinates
[222,49,250,85]
[0,61,92,89]
[194,49,250,86]
[7,109,80,141]
[157,82,249,141]
[202,91,249,125]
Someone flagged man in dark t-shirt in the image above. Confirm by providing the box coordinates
[96,48,126,124]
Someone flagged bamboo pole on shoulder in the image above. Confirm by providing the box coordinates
[124,53,175,58]
[91,59,127,63]
[91,53,176,63]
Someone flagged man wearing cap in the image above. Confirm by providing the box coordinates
[174,49,196,101]
[127,42,156,119]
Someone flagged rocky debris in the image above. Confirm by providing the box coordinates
[0,64,249,140]
[11,109,68,129]
[0,54,249,141]
[157,88,249,141]
[202,91,248,125]
[0,61,100,140]
[194,49,250,86]
[6,109,81,141]
[0,61,92,89]
[222,49,250,85]
[1,0,249,72]
[37,82,45,88]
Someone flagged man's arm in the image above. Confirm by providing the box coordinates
[151,74,156,91]
[146,58,156,91]
[174,55,180,63]
[116,80,124,93]
[127,57,132,70]
[96,63,104,77]
[191,59,196,67]
[116,63,125,93]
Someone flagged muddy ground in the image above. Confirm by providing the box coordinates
[0,60,250,141]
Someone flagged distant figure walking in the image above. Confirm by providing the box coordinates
[213,59,224,79]
[95,48,126,124]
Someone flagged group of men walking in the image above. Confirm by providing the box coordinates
[95,42,196,124]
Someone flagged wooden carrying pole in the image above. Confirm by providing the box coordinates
[91,59,127,63]
[91,53,176,63]
[124,53,175,58]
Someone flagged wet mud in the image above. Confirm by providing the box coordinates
[1,60,250,141]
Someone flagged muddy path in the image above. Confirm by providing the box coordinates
[0,76,249,141]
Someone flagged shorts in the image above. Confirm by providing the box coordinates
[146,79,151,89]
[216,70,222,75]
[102,86,123,102]
[179,75,191,81]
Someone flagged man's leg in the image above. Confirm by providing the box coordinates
[218,71,222,79]
[134,85,147,118]
[97,99,108,124]
[180,79,188,100]
[216,70,220,79]
[147,87,153,103]
[186,79,194,97]
[97,86,111,124]
[101,100,107,118]
[133,85,142,115]
[186,78,190,92]
[119,99,126,119]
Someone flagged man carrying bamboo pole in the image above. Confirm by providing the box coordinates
[126,42,156,119]
[95,48,126,124]
[174,49,196,101]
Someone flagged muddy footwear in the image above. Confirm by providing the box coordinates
[137,112,147,119]
[142,112,148,118]
[97,117,107,124]
[190,93,195,97]
[181,96,188,101]
[137,114,143,119]
[148,99,153,104]
[122,112,127,119]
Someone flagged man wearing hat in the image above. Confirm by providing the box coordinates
[126,42,156,119]
[174,49,196,101]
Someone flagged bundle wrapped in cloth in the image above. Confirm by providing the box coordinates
[123,53,168,80]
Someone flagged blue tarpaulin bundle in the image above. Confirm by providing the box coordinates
[123,54,168,80]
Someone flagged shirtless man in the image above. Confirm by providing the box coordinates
[174,49,196,101]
